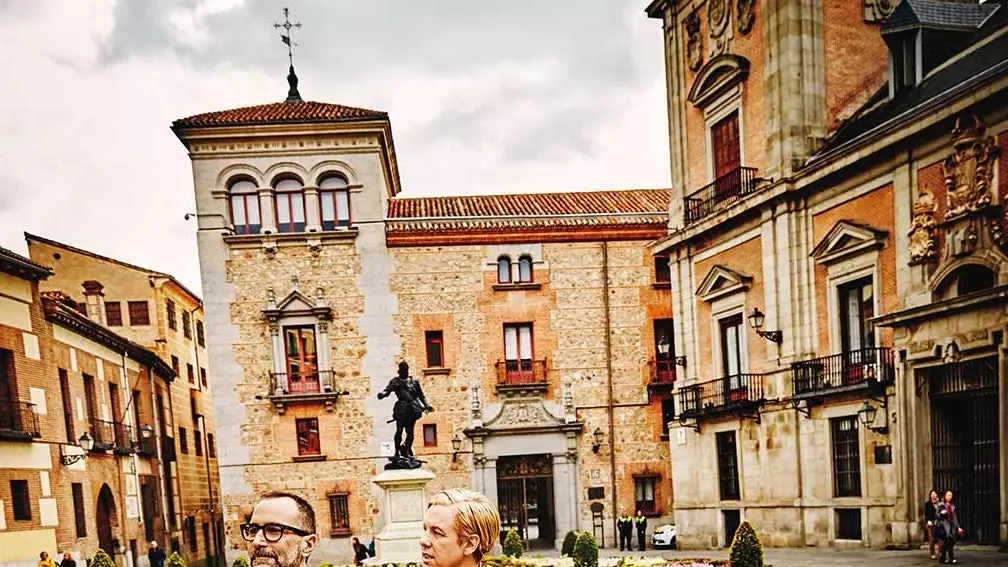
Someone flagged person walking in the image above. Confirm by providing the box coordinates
[38,552,57,567]
[58,552,76,567]
[937,490,962,564]
[634,510,647,552]
[924,489,941,559]
[148,541,167,567]
[352,537,369,566]
[616,511,634,551]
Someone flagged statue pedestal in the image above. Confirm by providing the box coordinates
[368,468,435,564]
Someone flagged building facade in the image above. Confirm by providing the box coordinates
[648,0,1007,550]
[0,246,175,567]
[171,97,678,561]
[24,235,223,567]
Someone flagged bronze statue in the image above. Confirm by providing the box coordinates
[377,361,433,469]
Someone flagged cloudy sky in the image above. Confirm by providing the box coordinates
[0,0,670,294]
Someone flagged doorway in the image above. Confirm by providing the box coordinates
[925,356,1000,544]
[97,484,117,554]
[722,509,741,547]
[497,454,556,549]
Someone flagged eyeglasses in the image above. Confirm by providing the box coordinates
[240,523,312,543]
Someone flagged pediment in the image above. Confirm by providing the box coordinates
[263,278,332,322]
[484,397,566,431]
[696,265,752,302]
[276,290,315,312]
[811,220,887,265]
[687,55,750,109]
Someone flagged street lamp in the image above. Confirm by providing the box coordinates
[748,307,783,344]
[451,433,462,461]
[857,400,889,434]
[592,427,604,453]
[141,424,153,438]
[61,432,95,466]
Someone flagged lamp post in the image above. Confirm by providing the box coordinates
[748,307,783,344]
[61,432,95,466]
[857,400,889,434]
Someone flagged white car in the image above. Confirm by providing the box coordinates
[651,523,677,549]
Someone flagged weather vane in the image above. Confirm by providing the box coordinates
[274,7,303,102]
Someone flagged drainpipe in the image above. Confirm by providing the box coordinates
[601,241,618,545]
[149,363,171,544]
[119,350,137,567]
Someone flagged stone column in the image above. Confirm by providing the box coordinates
[483,457,499,507]
[552,452,579,547]
[258,187,277,233]
[304,186,322,232]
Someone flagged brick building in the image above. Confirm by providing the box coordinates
[24,235,224,567]
[0,246,175,567]
[170,88,678,560]
[647,0,1007,550]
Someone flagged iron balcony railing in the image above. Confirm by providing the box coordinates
[684,166,760,225]
[791,347,895,397]
[648,359,677,385]
[89,419,132,451]
[496,359,547,385]
[676,373,765,419]
[270,370,333,396]
[134,431,157,456]
[0,399,41,440]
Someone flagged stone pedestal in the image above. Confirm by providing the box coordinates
[369,468,436,563]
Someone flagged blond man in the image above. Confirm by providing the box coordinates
[421,489,501,567]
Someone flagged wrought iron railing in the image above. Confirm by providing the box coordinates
[270,370,332,395]
[676,373,765,418]
[0,399,41,439]
[791,347,894,396]
[648,360,677,385]
[496,359,547,385]
[89,419,116,449]
[134,432,157,456]
[684,166,760,225]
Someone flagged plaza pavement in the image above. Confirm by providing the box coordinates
[538,545,1007,566]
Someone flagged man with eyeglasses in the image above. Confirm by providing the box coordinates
[240,491,318,567]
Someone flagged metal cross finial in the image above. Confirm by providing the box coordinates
[274,7,302,67]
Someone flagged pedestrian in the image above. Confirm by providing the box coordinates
[367,536,376,558]
[59,552,76,567]
[616,510,633,551]
[924,489,941,559]
[937,490,962,564]
[148,541,167,567]
[38,552,57,567]
[240,491,319,567]
[634,510,647,552]
[352,537,369,566]
[420,488,501,567]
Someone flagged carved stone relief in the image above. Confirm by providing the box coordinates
[686,11,703,72]
[736,0,756,35]
[942,115,1000,219]
[864,0,897,23]
[707,0,733,57]
[908,185,938,265]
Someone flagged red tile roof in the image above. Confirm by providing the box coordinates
[172,100,388,129]
[387,189,670,219]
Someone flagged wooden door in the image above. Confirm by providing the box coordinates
[712,112,741,179]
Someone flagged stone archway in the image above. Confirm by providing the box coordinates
[96,484,118,555]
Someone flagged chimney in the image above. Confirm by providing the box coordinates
[81,280,107,326]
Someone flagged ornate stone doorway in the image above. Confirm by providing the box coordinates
[923,356,1000,544]
[497,454,556,548]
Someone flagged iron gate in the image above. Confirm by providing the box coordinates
[924,356,1000,544]
[497,454,555,548]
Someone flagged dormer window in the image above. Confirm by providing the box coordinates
[886,29,921,96]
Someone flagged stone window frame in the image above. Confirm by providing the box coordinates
[703,88,746,185]
[488,246,545,291]
[264,283,334,395]
[709,299,750,380]
[822,256,882,356]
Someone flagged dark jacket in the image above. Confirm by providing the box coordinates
[635,515,648,533]
[617,516,633,534]
[60,559,77,567]
[148,547,167,567]
[936,502,960,538]
[924,500,937,523]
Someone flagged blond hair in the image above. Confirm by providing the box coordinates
[429,489,501,561]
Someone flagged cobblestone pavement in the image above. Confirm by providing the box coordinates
[536,545,1007,566]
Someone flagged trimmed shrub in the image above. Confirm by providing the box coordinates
[91,550,115,567]
[166,552,187,567]
[232,557,250,567]
[561,530,578,556]
[728,520,764,567]
[502,528,524,558]
[572,531,598,567]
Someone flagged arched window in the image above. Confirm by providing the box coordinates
[956,264,996,296]
[518,255,534,283]
[497,256,512,284]
[318,174,351,230]
[228,179,261,235]
[274,177,306,233]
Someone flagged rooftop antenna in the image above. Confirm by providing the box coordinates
[274,7,303,102]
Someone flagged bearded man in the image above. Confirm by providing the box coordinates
[241,491,318,567]
[421,489,501,567]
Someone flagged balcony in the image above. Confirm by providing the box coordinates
[89,419,133,454]
[269,370,342,414]
[495,359,548,395]
[0,399,41,441]
[675,373,766,426]
[134,433,158,457]
[684,166,761,226]
[791,347,895,402]
[647,359,677,396]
